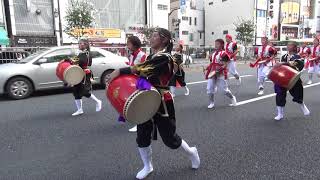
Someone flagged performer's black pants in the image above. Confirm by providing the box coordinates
[169,69,187,87]
[274,79,303,107]
[137,100,182,149]
[72,74,92,100]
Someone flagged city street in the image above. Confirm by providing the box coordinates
[1,64,320,180]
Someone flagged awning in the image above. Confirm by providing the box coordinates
[0,27,9,45]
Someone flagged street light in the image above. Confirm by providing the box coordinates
[168,8,179,30]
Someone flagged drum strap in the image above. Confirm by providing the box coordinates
[160,98,170,117]
[152,118,158,140]
[151,99,170,141]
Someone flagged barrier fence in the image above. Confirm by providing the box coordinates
[0,46,260,64]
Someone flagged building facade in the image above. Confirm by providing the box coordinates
[60,0,170,45]
[147,0,170,28]
[205,0,255,46]
[3,0,58,47]
[0,0,6,29]
[169,0,205,47]
[205,0,319,46]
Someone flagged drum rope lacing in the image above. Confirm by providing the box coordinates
[123,90,142,120]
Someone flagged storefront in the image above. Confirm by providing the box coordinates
[0,27,9,46]
[4,0,57,47]
[0,0,9,46]
[12,36,57,47]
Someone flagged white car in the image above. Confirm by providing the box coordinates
[0,46,128,99]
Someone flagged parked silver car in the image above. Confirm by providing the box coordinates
[0,46,128,100]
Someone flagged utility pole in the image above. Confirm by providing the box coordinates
[277,0,282,41]
[254,0,258,45]
[316,0,320,35]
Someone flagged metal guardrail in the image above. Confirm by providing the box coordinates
[0,47,48,64]
[0,45,262,64]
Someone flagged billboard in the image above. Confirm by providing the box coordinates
[281,0,301,25]
[257,0,268,10]
[180,0,186,14]
[73,28,122,38]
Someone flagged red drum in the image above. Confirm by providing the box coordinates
[106,74,162,124]
[56,60,85,85]
[268,65,301,90]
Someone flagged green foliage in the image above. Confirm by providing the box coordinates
[64,0,96,39]
[234,18,255,46]
[139,26,159,45]
[141,27,157,40]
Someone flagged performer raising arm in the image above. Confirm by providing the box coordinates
[71,39,102,116]
[250,37,276,95]
[106,28,200,180]
[273,41,310,120]
[126,36,147,133]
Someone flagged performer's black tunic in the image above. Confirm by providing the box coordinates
[120,52,182,149]
[274,53,304,106]
[73,51,93,99]
[169,53,187,87]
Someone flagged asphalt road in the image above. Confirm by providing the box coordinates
[1,64,320,180]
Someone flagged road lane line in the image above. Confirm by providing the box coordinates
[236,82,320,106]
[186,75,254,85]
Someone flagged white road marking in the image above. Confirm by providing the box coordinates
[186,75,320,106]
[186,75,254,85]
[236,82,320,106]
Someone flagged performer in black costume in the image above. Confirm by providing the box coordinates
[274,41,310,120]
[169,44,190,97]
[72,39,102,116]
[106,28,200,179]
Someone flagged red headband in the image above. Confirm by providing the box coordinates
[226,34,232,40]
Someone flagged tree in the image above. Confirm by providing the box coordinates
[234,18,255,62]
[64,0,96,40]
[139,26,160,45]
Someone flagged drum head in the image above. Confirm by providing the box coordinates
[287,72,301,90]
[124,89,161,125]
[208,71,216,79]
[64,65,85,85]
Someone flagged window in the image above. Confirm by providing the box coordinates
[257,10,267,17]
[209,2,213,5]
[211,32,214,35]
[182,16,188,21]
[90,51,105,58]
[157,4,168,10]
[222,0,227,2]
[43,49,74,63]
[189,33,194,42]
[223,30,228,35]
[182,31,189,35]
[189,17,192,25]
[283,12,287,18]
[200,32,202,39]
[194,17,197,26]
